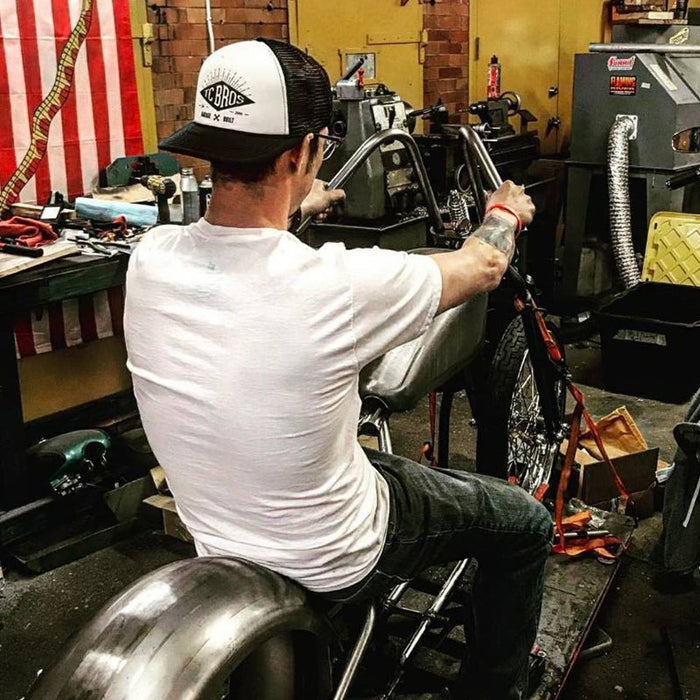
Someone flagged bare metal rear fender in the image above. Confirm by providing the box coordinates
[26,557,332,700]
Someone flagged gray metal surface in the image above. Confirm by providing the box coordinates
[570,52,700,170]
[360,281,487,413]
[299,128,444,237]
[25,557,330,700]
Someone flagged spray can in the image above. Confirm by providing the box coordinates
[199,174,213,217]
[487,54,501,99]
[180,167,199,225]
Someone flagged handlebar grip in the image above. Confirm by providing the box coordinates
[666,166,700,190]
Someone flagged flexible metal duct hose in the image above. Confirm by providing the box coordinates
[607,116,640,289]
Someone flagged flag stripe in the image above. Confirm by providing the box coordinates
[78,293,98,343]
[0,11,17,187]
[66,0,99,196]
[14,312,37,357]
[1,4,37,204]
[112,0,143,154]
[16,0,53,204]
[84,5,111,184]
[34,0,68,200]
[107,286,124,336]
[93,290,114,338]
[31,307,52,354]
[96,0,126,162]
[52,0,83,200]
[48,301,67,351]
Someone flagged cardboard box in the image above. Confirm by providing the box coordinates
[576,447,659,519]
[143,494,194,543]
[142,467,194,543]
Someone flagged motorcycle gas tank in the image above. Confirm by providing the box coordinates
[360,251,487,412]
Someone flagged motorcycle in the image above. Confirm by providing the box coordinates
[26,126,568,700]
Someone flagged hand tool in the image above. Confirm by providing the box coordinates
[0,240,44,257]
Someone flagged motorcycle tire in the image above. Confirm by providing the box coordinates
[25,558,332,700]
[475,315,566,497]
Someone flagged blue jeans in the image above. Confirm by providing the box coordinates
[324,449,553,700]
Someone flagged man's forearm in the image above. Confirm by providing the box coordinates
[472,212,518,261]
[431,212,517,314]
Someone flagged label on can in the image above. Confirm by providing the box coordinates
[614,329,667,346]
[609,75,637,96]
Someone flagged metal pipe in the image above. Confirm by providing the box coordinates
[297,128,444,236]
[458,126,502,191]
[332,604,377,700]
[341,56,365,81]
[204,0,215,54]
[378,418,393,454]
[607,116,640,289]
[590,43,700,54]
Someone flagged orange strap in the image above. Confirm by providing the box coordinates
[514,296,632,558]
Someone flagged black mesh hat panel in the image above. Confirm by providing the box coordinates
[258,38,332,136]
[159,39,332,164]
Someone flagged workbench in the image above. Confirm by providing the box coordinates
[0,253,129,511]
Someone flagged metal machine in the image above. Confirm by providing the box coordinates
[561,22,700,300]
[311,58,544,255]
[308,60,429,250]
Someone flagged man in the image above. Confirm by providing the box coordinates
[124,38,551,699]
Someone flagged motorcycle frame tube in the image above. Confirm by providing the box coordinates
[459,125,566,442]
[297,128,445,237]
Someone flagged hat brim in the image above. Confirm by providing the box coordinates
[159,121,304,165]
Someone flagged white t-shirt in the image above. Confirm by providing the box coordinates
[124,219,441,592]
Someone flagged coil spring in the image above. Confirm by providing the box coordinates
[447,189,471,236]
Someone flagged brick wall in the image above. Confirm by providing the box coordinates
[423,0,470,122]
[147,0,470,174]
[147,0,289,176]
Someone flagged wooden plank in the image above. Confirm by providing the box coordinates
[0,240,79,279]
[533,511,636,699]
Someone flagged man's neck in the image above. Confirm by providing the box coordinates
[205,178,294,230]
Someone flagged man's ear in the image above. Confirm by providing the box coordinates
[288,133,315,174]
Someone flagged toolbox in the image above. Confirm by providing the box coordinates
[596,282,700,403]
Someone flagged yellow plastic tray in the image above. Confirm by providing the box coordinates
[642,211,700,287]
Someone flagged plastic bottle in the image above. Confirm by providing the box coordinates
[180,167,199,224]
[199,174,213,217]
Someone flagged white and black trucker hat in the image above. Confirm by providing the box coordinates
[159,39,332,164]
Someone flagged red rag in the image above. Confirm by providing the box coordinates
[0,216,58,247]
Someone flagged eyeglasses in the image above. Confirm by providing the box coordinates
[313,133,343,161]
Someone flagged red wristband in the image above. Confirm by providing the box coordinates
[485,204,522,235]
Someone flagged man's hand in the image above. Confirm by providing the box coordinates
[300,179,346,221]
[485,180,535,229]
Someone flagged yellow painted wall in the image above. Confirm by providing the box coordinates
[130,0,158,152]
[470,0,609,154]
[289,0,425,112]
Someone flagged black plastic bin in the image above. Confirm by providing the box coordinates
[596,283,700,403]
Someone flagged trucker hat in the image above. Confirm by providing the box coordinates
[159,39,332,164]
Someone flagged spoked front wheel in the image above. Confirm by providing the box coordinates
[476,315,566,497]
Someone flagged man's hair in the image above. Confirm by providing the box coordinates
[211,135,323,186]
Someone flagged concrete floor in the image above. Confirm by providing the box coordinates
[0,340,697,700]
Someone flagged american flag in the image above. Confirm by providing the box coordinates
[0,0,144,206]
[14,286,125,358]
